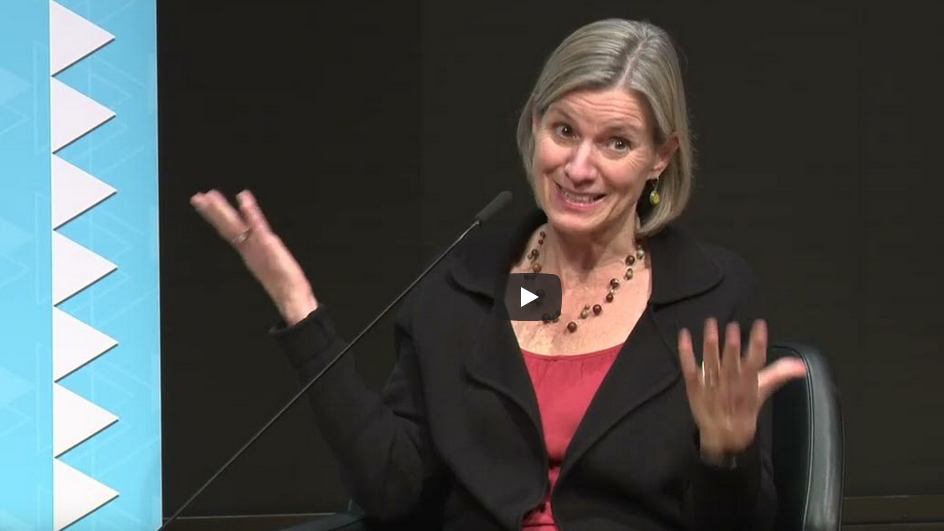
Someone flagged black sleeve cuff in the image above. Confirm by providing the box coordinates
[269,304,342,369]
[696,437,762,480]
[689,436,764,531]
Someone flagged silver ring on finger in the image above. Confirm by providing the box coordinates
[231,228,252,245]
[701,362,718,389]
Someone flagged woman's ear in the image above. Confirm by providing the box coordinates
[653,134,679,177]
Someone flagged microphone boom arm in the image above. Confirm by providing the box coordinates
[159,191,512,530]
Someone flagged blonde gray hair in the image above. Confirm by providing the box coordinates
[516,19,693,236]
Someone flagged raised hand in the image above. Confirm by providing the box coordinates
[191,189,318,325]
[678,319,807,462]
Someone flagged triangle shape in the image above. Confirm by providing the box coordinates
[521,287,538,307]
[0,367,33,407]
[53,383,118,457]
[53,459,119,531]
[0,508,31,530]
[51,78,115,153]
[50,2,115,76]
[0,65,31,104]
[53,308,117,382]
[52,155,116,229]
[52,232,117,305]
[0,215,33,255]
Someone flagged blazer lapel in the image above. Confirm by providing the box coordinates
[560,304,683,477]
[451,207,548,442]
[558,226,725,477]
[462,287,545,445]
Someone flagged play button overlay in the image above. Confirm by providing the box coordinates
[521,287,539,307]
[502,273,562,321]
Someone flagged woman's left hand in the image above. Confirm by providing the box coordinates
[678,319,807,462]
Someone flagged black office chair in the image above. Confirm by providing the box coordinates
[284,343,844,531]
[770,344,844,531]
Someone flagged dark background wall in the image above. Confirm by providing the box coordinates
[158,0,944,526]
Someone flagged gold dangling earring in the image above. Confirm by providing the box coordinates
[649,178,661,206]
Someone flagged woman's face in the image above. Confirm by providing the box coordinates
[531,87,674,238]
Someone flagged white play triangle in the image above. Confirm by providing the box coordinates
[50,1,115,76]
[520,287,538,307]
[53,459,119,531]
[52,232,117,305]
[53,383,118,457]
[53,308,117,382]
[52,155,116,229]
[50,78,115,153]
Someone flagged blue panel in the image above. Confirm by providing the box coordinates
[1,0,160,529]
[0,1,53,530]
[54,0,162,529]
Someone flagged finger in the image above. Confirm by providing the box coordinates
[722,321,741,383]
[193,190,249,242]
[190,192,206,208]
[758,358,808,404]
[745,319,768,372]
[237,190,272,234]
[678,328,699,387]
[190,192,215,217]
[703,318,721,388]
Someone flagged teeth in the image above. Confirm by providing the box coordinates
[559,186,602,204]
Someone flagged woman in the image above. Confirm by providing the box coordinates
[192,19,807,531]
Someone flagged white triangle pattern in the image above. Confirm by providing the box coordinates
[50,3,120,524]
[52,155,116,229]
[53,308,117,382]
[50,78,115,153]
[50,2,115,76]
[53,383,118,457]
[52,232,117,305]
[53,459,119,531]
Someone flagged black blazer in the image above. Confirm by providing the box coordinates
[275,209,776,531]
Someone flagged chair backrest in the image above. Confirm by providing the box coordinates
[769,344,844,531]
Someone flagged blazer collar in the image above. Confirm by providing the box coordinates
[449,208,724,305]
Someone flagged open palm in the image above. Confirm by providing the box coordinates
[678,319,807,460]
[190,189,318,325]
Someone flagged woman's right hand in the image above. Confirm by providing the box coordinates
[191,189,319,325]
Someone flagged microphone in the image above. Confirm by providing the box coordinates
[160,191,513,530]
[475,190,512,223]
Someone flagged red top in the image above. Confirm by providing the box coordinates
[520,343,623,530]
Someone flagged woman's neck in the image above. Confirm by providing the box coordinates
[541,216,641,288]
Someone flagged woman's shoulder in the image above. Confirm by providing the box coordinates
[654,224,758,289]
[698,239,757,283]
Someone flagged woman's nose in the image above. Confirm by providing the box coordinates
[564,141,597,182]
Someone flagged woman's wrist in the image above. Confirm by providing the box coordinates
[700,447,738,468]
[698,434,753,468]
[279,291,319,326]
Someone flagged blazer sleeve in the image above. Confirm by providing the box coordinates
[688,257,778,531]
[270,301,442,522]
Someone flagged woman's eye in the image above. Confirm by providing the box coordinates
[554,123,575,138]
[608,137,631,151]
